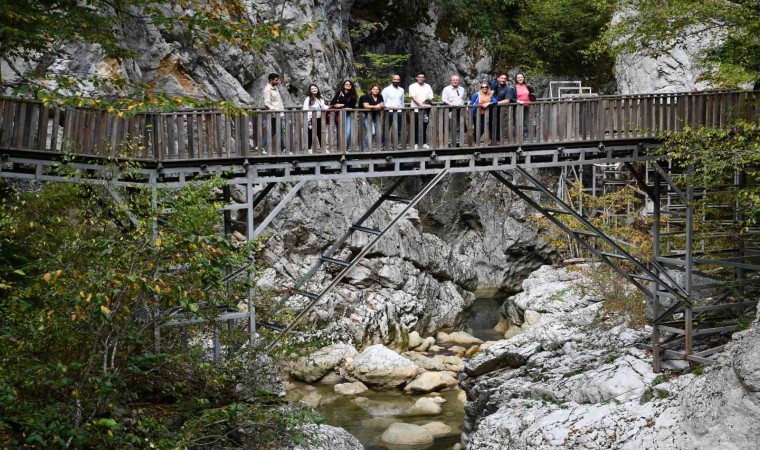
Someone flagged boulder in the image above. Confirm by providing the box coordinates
[408,331,423,349]
[345,345,418,388]
[432,354,465,372]
[403,371,458,394]
[381,423,434,446]
[317,372,343,385]
[417,336,436,352]
[450,345,467,355]
[422,421,452,438]
[407,397,443,416]
[294,424,364,450]
[334,381,368,396]
[447,331,484,345]
[292,343,358,383]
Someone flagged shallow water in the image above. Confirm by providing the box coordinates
[287,382,463,449]
[469,296,506,342]
[288,297,504,449]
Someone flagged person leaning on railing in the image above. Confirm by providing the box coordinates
[302,84,328,153]
[441,75,467,146]
[330,80,358,149]
[508,73,536,140]
[359,85,385,151]
[469,82,497,143]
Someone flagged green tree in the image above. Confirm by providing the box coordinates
[354,53,410,93]
[605,0,760,88]
[438,0,615,86]
[0,176,316,448]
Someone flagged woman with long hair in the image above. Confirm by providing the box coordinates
[469,82,497,143]
[330,79,358,148]
[509,73,536,140]
[359,84,385,150]
[302,84,327,152]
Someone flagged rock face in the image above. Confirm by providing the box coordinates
[613,8,719,94]
[417,173,554,295]
[2,0,357,105]
[350,0,492,92]
[461,265,760,450]
[344,344,419,388]
[256,179,481,347]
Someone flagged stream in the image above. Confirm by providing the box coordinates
[286,297,504,449]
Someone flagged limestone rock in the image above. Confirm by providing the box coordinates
[291,343,358,383]
[407,397,443,416]
[447,331,483,345]
[408,331,423,349]
[381,423,433,446]
[403,371,458,394]
[334,381,368,396]
[294,424,364,450]
[417,336,436,352]
[422,421,452,438]
[345,345,418,388]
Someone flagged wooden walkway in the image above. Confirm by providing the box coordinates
[1,90,757,165]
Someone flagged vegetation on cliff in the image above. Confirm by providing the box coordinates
[0,176,316,448]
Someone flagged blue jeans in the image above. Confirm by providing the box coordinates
[385,111,402,147]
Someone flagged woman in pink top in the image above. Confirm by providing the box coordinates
[509,73,536,140]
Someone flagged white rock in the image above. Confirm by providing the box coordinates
[408,331,423,349]
[291,343,358,383]
[407,397,443,415]
[422,421,452,437]
[404,371,458,394]
[381,423,434,445]
[447,331,484,345]
[345,344,418,388]
[334,381,368,396]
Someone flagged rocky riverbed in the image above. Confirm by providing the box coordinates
[283,329,489,449]
[461,265,760,450]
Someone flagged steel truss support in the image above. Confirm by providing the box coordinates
[647,161,759,369]
[267,168,451,350]
[491,167,687,301]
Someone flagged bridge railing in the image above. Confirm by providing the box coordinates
[1,91,757,162]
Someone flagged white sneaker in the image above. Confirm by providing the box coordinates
[423,144,430,149]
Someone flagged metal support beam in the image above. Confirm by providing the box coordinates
[267,169,450,350]
[252,181,305,239]
[104,184,140,227]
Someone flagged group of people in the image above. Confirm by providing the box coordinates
[262,71,536,151]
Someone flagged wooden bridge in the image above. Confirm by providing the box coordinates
[1,90,758,370]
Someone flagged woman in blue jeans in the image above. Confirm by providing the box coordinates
[330,80,358,149]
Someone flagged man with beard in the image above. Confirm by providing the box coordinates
[381,74,405,148]
[492,73,512,144]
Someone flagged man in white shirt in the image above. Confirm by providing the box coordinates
[262,72,285,152]
[409,71,434,149]
[441,75,466,145]
[381,74,404,148]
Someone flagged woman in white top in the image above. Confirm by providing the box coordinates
[302,84,328,151]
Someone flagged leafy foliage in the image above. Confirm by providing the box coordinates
[605,0,760,88]
[0,175,315,448]
[658,121,760,251]
[353,53,410,93]
[438,0,616,86]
